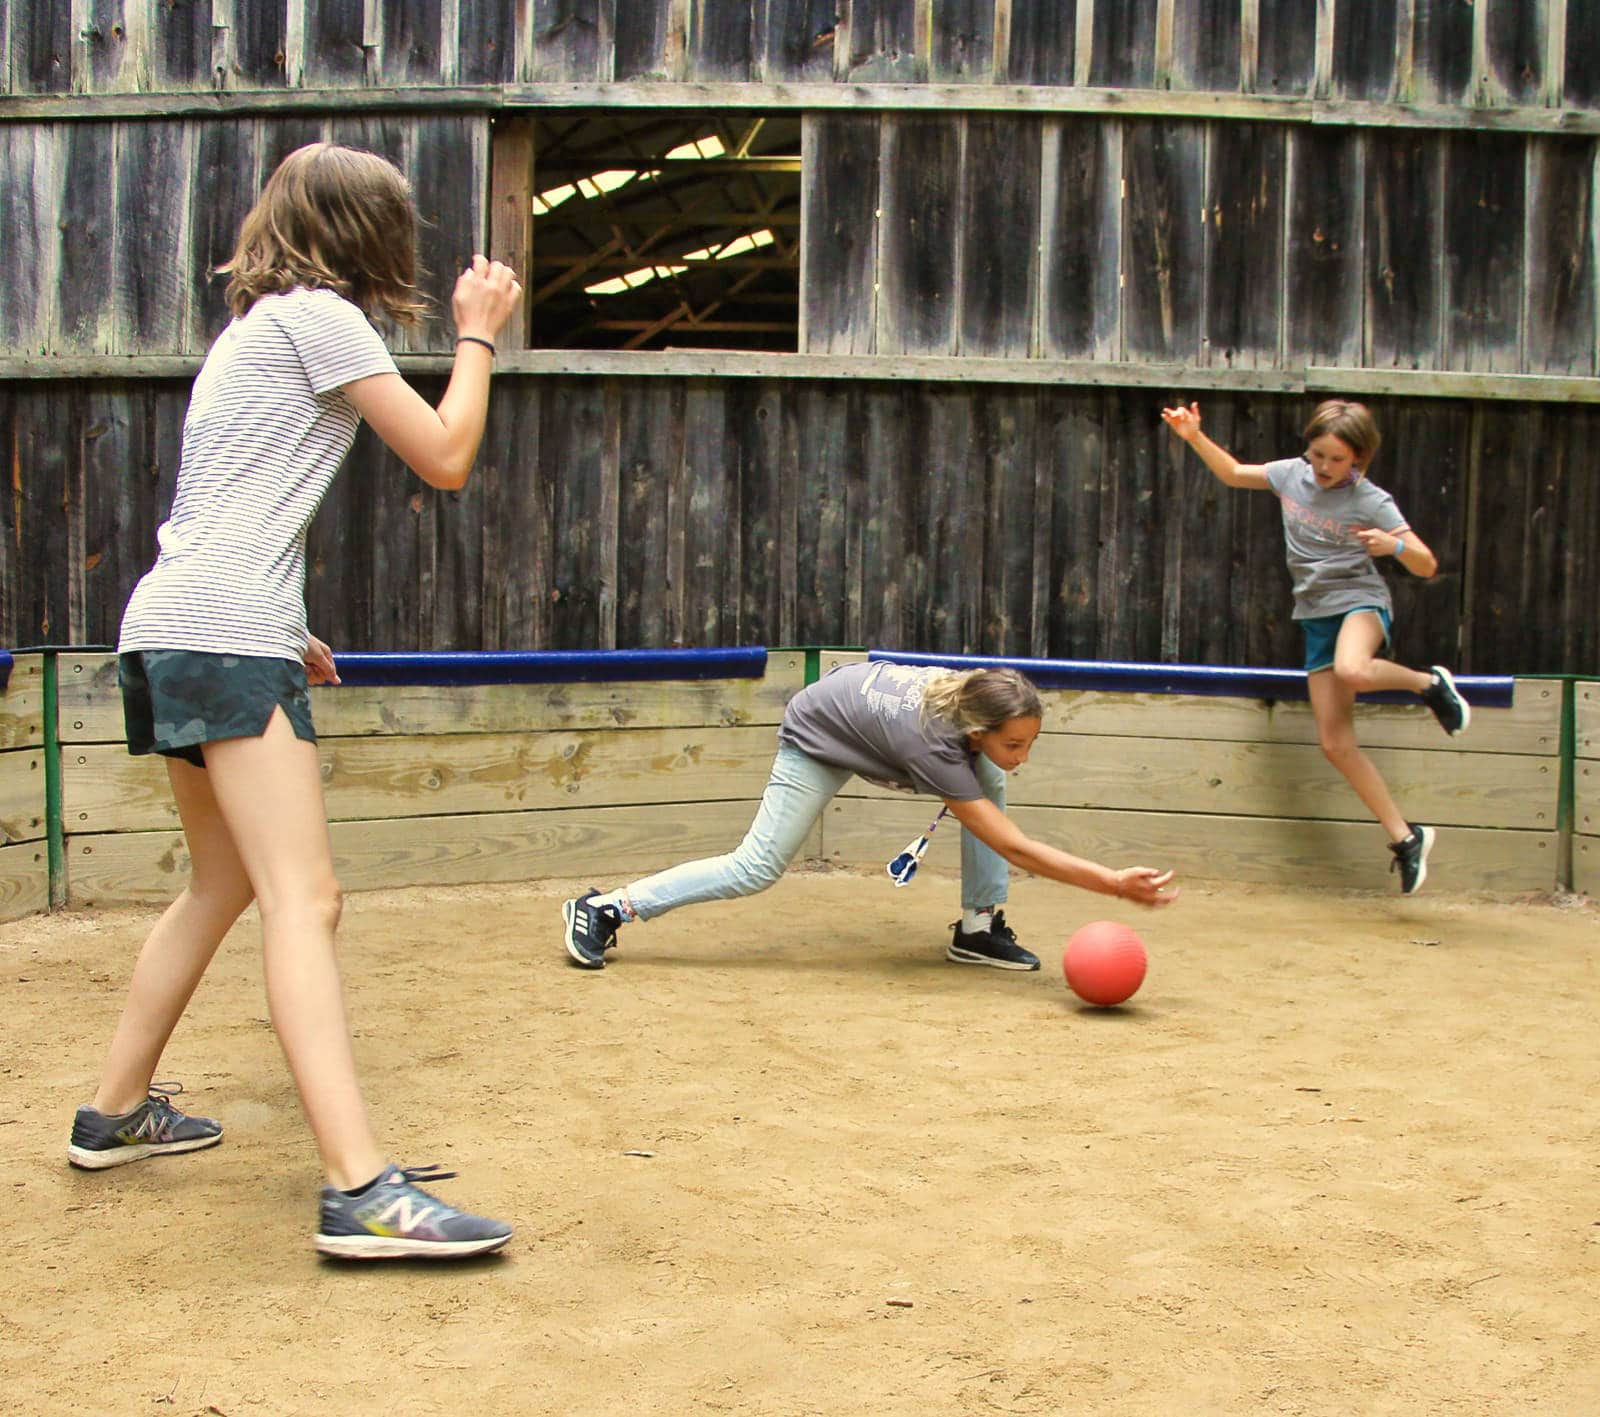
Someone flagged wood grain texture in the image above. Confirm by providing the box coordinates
[0,839,50,921]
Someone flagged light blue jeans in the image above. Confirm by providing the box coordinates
[625,743,1011,920]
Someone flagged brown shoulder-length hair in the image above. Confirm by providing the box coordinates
[1303,398,1381,471]
[220,143,426,325]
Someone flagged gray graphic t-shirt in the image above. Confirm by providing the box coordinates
[777,661,984,801]
[1263,457,1409,620]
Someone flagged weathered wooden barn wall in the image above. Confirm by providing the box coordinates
[2,0,1591,100]
[4,374,1596,674]
[3,1,1600,673]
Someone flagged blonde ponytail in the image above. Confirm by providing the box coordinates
[920,667,1043,733]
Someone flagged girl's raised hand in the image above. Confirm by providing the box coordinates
[452,254,523,344]
[1115,866,1179,907]
[1160,402,1202,442]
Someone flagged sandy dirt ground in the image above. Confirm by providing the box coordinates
[4,869,1599,1417]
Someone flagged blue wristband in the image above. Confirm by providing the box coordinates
[1392,537,1405,559]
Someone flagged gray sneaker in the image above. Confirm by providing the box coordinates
[315,1164,512,1260]
[67,1084,223,1170]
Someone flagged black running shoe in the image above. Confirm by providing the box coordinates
[1389,824,1436,895]
[946,910,1040,971]
[1420,666,1471,736]
[67,1084,222,1170]
[563,889,623,969]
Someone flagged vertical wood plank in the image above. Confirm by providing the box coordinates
[526,0,611,80]
[56,122,117,356]
[857,383,914,648]
[800,113,881,356]
[233,0,291,86]
[959,114,1040,357]
[1410,0,1473,104]
[1097,392,1167,662]
[1284,126,1363,366]
[0,126,57,356]
[188,119,260,351]
[12,4,73,93]
[615,380,684,647]
[1365,129,1444,370]
[541,379,610,648]
[1202,120,1284,369]
[977,388,1038,657]
[730,379,789,645]
[1121,118,1205,363]
[115,122,194,358]
[690,0,755,78]
[1254,0,1315,94]
[380,0,444,81]
[876,114,960,356]
[680,380,735,645]
[792,382,854,647]
[614,0,686,78]
[457,0,516,81]
[489,114,533,352]
[154,0,220,88]
[1170,0,1242,92]
[480,377,550,649]
[1330,0,1398,99]
[837,0,921,80]
[1565,0,1600,108]
[1089,0,1157,86]
[1000,0,1075,84]
[1039,117,1121,360]
[1481,0,1545,106]
[1040,388,1105,658]
[1442,131,1526,374]
[1525,136,1596,375]
[916,384,981,651]
[303,0,367,82]
[930,0,994,81]
[758,0,836,80]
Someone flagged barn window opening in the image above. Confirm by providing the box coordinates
[512,112,801,351]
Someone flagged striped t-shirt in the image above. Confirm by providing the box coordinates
[119,286,398,660]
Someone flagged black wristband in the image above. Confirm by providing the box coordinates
[456,335,496,356]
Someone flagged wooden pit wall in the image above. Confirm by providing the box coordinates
[6,377,1600,679]
[1577,680,1600,896]
[0,654,48,921]
[54,649,808,907]
[815,653,1565,894]
[4,1,1596,105]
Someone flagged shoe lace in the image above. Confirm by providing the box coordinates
[396,1165,459,1187]
[987,910,1018,945]
[145,1081,188,1118]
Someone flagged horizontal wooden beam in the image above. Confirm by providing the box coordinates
[6,352,1600,404]
[6,82,1600,137]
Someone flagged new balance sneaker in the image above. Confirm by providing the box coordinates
[315,1164,512,1260]
[1389,824,1436,895]
[563,889,623,969]
[1420,666,1471,736]
[946,910,1041,971]
[66,1085,223,1170]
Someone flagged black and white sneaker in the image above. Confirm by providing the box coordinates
[67,1084,222,1170]
[1389,824,1436,895]
[1420,666,1470,736]
[563,889,623,969]
[946,910,1040,971]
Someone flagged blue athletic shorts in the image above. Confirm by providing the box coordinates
[119,650,317,769]
[1301,607,1392,674]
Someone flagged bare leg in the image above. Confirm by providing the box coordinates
[91,758,257,1115]
[201,709,385,1191]
[1309,613,1411,842]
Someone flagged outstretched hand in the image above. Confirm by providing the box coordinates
[452,254,524,345]
[1160,402,1202,442]
[1114,867,1179,907]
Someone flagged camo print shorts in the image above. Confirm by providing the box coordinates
[118,650,317,769]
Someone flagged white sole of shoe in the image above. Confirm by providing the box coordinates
[66,1132,222,1169]
[1402,825,1436,894]
[1430,666,1471,735]
[314,1232,512,1260]
[945,943,1040,971]
[561,897,607,969]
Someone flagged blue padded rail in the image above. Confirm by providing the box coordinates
[0,651,11,692]
[868,650,1517,707]
[333,646,768,688]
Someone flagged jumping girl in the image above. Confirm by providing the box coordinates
[562,660,1178,972]
[1160,399,1471,893]
[67,144,523,1259]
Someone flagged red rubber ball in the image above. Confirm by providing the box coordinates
[1063,921,1148,1006]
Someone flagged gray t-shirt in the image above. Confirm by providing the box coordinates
[1263,457,1409,620]
[777,661,984,801]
